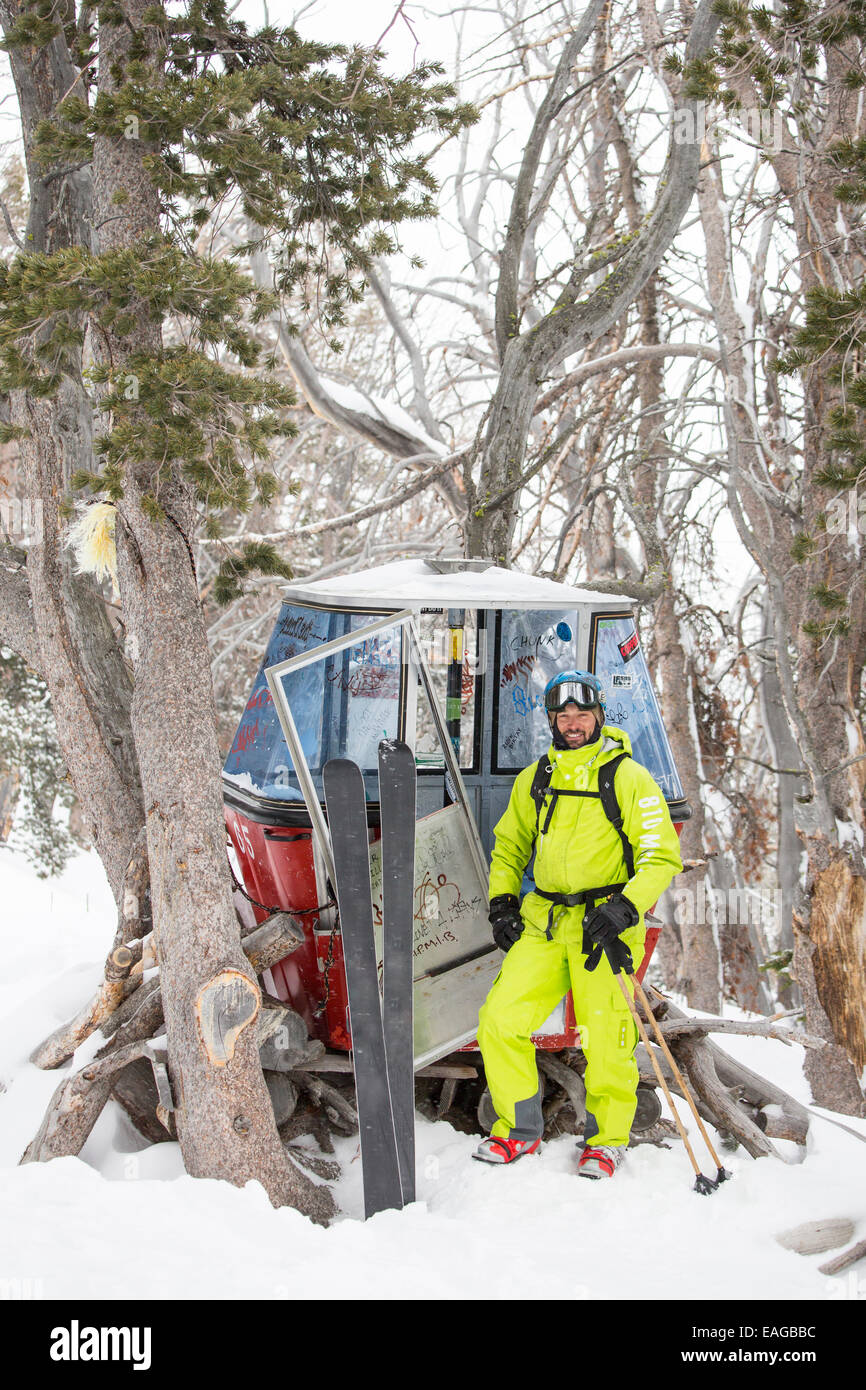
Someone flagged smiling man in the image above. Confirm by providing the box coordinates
[473,670,683,1178]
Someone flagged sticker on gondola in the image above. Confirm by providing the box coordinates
[618,629,640,663]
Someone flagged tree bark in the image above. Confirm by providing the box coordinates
[0,1,145,902]
[700,54,866,1111]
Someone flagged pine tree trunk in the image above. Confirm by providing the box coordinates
[0,0,145,901]
[87,2,334,1214]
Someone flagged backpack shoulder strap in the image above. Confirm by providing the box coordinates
[596,751,635,878]
[528,755,553,846]
[529,755,553,816]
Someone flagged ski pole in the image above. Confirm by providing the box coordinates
[611,969,721,1194]
[629,971,730,1189]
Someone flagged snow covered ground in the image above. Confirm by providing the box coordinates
[1,844,864,1315]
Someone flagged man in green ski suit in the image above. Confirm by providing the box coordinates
[474,669,682,1178]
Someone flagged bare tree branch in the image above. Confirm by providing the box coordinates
[533,342,720,414]
[494,0,607,359]
[207,451,462,545]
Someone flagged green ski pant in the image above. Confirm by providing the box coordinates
[477,925,646,1147]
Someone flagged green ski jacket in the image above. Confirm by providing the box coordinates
[489,724,683,940]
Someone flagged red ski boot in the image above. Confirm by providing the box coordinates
[577,1144,625,1179]
[472,1135,541,1164]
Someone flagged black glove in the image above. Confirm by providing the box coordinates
[583,896,639,975]
[583,894,639,948]
[602,934,635,976]
[489,894,524,952]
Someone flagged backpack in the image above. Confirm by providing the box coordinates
[528,750,635,877]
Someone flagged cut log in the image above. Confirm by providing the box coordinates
[263,1071,299,1127]
[126,932,157,979]
[241,913,306,974]
[775,1218,857,1256]
[258,1004,324,1072]
[30,945,134,1070]
[756,1105,809,1144]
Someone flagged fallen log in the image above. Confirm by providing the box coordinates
[30,946,135,1070]
[264,1071,299,1127]
[258,1001,325,1072]
[647,987,812,1145]
[99,975,163,1047]
[111,1055,173,1145]
[20,1039,155,1164]
[818,1239,866,1276]
[658,1015,826,1050]
[673,1033,780,1159]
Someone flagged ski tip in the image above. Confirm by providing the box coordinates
[378,738,411,756]
[323,757,364,790]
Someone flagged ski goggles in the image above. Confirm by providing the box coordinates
[544,680,601,713]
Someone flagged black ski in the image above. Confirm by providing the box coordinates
[378,739,417,1206]
[323,758,402,1219]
